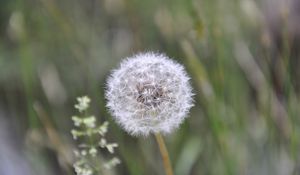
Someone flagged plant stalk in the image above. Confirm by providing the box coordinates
[154,133,174,175]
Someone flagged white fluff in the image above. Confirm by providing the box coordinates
[105,52,194,136]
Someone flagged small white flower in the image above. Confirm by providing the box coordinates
[72,116,82,126]
[81,150,87,156]
[105,52,194,136]
[83,116,96,128]
[72,96,120,175]
[99,138,107,147]
[89,147,97,157]
[104,157,121,169]
[106,143,118,153]
[75,96,91,112]
[98,121,109,136]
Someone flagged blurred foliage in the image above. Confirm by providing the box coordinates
[0,0,300,174]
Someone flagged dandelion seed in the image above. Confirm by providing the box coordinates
[105,52,194,136]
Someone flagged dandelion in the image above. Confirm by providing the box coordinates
[105,52,194,136]
[105,52,194,175]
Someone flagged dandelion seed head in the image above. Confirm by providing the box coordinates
[105,52,194,136]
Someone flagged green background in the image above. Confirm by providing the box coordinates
[0,0,299,174]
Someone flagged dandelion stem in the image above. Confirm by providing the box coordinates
[154,133,174,175]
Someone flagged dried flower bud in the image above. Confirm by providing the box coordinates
[105,52,194,136]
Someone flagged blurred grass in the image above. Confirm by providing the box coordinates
[0,0,300,175]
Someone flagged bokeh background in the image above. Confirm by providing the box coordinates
[1,0,300,174]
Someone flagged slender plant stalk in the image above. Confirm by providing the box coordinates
[154,133,174,175]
